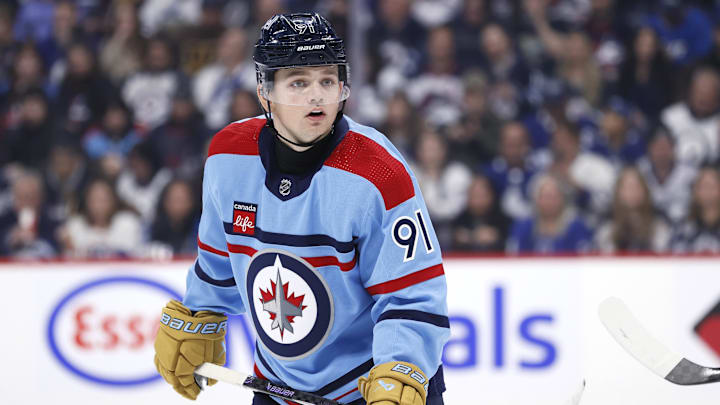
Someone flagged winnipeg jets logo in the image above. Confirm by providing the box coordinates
[279,179,292,196]
[246,250,334,360]
[259,257,307,340]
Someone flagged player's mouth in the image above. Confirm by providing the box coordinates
[306,109,326,122]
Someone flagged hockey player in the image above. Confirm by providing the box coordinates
[153,13,449,405]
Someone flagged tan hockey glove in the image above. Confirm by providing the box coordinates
[153,300,227,400]
[358,361,428,405]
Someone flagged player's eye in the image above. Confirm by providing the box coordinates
[320,78,337,86]
[290,80,308,88]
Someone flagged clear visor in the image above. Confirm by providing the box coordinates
[259,65,350,106]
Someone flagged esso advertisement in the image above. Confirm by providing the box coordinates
[47,276,181,385]
[0,259,719,405]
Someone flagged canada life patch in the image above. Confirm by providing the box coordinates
[246,249,334,360]
[233,202,257,235]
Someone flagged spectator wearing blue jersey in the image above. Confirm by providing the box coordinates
[12,0,54,44]
[36,0,80,77]
[646,0,713,67]
[82,99,142,167]
[483,121,539,220]
[507,172,593,254]
[588,98,646,169]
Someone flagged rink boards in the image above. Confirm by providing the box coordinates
[0,256,718,405]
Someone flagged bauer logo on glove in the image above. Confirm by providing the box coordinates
[160,312,228,334]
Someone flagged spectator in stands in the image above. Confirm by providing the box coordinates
[139,0,201,37]
[228,88,262,123]
[2,89,54,170]
[637,124,696,223]
[148,92,208,180]
[451,174,510,252]
[671,166,720,253]
[525,0,603,107]
[1,43,51,132]
[116,141,172,222]
[548,120,616,215]
[507,173,592,254]
[590,98,646,169]
[122,35,187,131]
[38,0,80,75]
[451,0,489,71]
[446,72,501,165]
[44,140,90,223]
[483,121,539,220]
[616,27,674,120]
[367,0,426,84]
[100,0,143,84]
[192,27,256,131]
[150,178,200,255]
[0,170,60,258]
[381,91,420,159]
[83,98,142,174]
[478,23,530,120]
[55,41,115,136]
[595,167,671,253]
[12,0,54,44]
[60,178,142,258]
[0,5,15,94]
[407,25,463,126]
[411,128,473,248]
[661,67,720,167]
[646,0,713,67]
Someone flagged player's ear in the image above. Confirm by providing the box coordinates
[256,84,270,111]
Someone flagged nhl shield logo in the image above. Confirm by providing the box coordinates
[246,249,334,360]
[279,179,292,196]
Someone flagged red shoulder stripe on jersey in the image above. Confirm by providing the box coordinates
[207,118,265,157]
[197,237,229,257]
[365,263,445,295]
[324,131,414,210]
[226,242,357,271]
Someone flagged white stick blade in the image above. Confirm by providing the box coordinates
[194,362,250,386]
[598,297,683,379]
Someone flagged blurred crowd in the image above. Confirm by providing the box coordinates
[3,0,720,259]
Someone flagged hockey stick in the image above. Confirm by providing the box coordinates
[197,362,587,405]
[598,296,720,385]
[194,362,342,405]
[563,380,585,405]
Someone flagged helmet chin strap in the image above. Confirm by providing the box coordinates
[262,99,346,148]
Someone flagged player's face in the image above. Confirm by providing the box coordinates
[259,66,344,149]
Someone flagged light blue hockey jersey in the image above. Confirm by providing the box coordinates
[184,115,449,403]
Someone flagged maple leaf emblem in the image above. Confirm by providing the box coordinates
[259,255,307,340]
